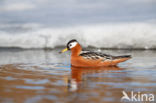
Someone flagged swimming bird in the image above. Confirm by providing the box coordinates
[60,39,131,67]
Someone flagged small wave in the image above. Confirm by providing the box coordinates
[0,22,156,49]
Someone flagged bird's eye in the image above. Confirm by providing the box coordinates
[68,42,77,49]
[69,44,72,47]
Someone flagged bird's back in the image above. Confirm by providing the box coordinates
[70,51,131,67]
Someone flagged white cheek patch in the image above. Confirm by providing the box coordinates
[70,42,77,48]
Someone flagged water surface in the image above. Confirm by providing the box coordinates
[0,49,156,103]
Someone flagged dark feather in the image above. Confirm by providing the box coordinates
[79,51,131,61]
[79,51,112,61]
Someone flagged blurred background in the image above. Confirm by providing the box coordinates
[0,1,156,103]
[0,0,156,49]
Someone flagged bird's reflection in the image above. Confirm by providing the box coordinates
[68,66,123,92]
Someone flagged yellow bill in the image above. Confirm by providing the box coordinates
[60,48,68,53]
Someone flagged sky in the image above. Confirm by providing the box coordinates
[0,0,156,27]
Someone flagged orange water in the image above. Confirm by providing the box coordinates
[0,49,156,103]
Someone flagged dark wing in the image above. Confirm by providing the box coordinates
[79,51,113,61]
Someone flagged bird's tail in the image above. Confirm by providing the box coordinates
[114,55,131,59]
[113,55,131,64]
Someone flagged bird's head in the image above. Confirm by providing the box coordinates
[60,39,80,53]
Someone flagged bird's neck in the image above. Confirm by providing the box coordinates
[71,44,82,56]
